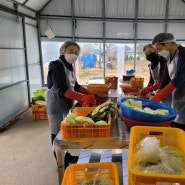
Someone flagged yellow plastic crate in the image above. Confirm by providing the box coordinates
[31,104,48,120]
[87,84,110,96]
[128,126,185,185]
[61,162,119,185]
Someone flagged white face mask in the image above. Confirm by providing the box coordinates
[159,50,170,59]
[65,54,78,64]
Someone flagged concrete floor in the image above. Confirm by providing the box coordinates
[0,110,59,185]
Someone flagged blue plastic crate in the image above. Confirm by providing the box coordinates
[119,97,177,122]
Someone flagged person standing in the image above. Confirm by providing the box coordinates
[46,41,98,159]
[139,44,166,96]
[151,33,185,128]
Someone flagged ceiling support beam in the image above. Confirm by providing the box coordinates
[71,0,76,41]
[133,0,139,69]
[39,0,53,13]
[164,0,170,32]
[0,4,36,20]
[5,0,36,13]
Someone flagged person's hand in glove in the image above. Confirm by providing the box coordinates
[151,82,176,102]
[79,85,100,99]
[139,87,153,96]
[64,89,96,106]
[81,94,96,107]
[139,82,160,96]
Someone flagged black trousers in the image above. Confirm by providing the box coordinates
[51,134,78,168]
[170,121,185,131]
[51,134,57,159]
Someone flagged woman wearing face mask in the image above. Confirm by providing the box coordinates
[139,44,166,96]
[151,33,185,129]
[46,41,98,160]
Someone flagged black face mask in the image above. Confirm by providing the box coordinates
[146,52,158,63]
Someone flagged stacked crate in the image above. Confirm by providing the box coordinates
[31,89,48,120]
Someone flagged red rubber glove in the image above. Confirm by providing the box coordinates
[146,82,153,88]
[79,85,100,99]
[139,87,152,96]
[64,89,96,106]
[64,89,85,102]
[152,81,160,91]
[151,82,176,102]
[81,94,96,107]
[139,82,160,96]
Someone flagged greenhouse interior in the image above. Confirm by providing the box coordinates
[1,0,185,185]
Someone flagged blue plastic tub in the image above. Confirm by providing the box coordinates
[119,97,177,122]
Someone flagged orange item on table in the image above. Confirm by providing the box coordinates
[120,84,136,93]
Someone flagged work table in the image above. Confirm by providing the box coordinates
[54,88,130,185]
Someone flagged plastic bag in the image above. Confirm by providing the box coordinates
[134,136,185,175]
[75,174,114,185]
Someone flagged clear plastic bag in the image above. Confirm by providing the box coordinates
[134,136,185,175]
[75,174,114,185]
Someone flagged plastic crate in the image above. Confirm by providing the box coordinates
[61,162,119,185]
[105,76,118,89]
[87,84,110,96]
[61,111,111,139]
[119,97,177,122]
[72,107,96,116]
[128,126,185,185]
[31,104,48,120]
[119,111,172,130]
[130,77,144,90]
[122,75,135,81]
